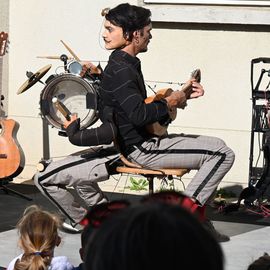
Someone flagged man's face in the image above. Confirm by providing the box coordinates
[136,23,152,53]
[102,20,127,50]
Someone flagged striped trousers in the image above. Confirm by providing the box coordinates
[127,133,235,205]
[34,147,119,223]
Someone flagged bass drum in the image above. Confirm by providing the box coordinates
[40,74,99,130]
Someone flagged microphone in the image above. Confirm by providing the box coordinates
[60,54,68,71]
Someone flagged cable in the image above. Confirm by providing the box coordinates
[98,15,107,51]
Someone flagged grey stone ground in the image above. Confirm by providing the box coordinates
[1,176,270,270]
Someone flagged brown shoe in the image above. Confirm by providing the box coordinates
[202,219,230,242]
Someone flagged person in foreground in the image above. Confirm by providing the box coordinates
[84,202,224,270]
[73,199,130,270]
[247,253,270,270]
[7,205,73,270]
[99,3,235,242]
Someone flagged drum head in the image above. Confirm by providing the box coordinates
[68,61,82,75]
[40,74,98,130]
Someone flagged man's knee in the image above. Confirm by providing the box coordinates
[228,147,235,160]
[214,137,235,164]
[33,172,52,193]
[33,172,42,187]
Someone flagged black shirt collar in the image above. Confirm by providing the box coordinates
[110,49,141,69]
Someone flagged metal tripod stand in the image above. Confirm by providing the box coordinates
[248,57,270,199]
[0,178,32,201]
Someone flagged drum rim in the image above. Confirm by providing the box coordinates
[40,74,99,130]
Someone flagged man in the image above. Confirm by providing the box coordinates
[34,82,119,233]
[99,3,235,242]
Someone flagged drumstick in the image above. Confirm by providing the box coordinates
[60,40,80,61]
[37,55,103,63]
[60,40,102,75]
[52,97,71,121]
[37,55,74,60]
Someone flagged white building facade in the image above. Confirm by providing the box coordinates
[1,0,270,192]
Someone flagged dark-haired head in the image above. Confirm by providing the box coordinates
[104,3,151,41]
[85,202,224,270]
[247,253,270,270]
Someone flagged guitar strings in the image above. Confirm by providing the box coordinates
[145,80,184,86]
[145,81,185,95]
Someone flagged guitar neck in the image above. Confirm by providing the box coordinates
[0,31,9,118]
[181,80,193,98]
[181,68,201,98]
[0,57,4,117]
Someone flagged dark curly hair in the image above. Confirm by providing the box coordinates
[105,3,151,41]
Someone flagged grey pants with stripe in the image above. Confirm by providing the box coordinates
[127,133,235,206]
[34,147,119,224]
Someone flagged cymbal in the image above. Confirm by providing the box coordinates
[17,64,52,95]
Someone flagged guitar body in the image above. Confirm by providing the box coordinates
[0,31,25,180]
[0,118,25,179]
[145,88,177,136]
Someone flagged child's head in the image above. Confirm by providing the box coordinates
[15,205,61,270]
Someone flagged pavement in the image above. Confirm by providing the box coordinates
[1,176,270,270]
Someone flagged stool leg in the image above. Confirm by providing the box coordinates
[148,176,154,194]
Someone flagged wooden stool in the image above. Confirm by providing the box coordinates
[116,154,189,194]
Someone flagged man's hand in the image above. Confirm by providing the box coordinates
[80,61,102,77]
[165,90,187,109]
[189,81,204,99]
[63,114,78,129]
[164,81,204,109]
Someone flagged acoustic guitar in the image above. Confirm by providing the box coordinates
[0,32,25,179]
[145,69,201,136]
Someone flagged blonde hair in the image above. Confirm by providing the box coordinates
[14,205,61,270]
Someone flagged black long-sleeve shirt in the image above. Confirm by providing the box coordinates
[99,49,170,151]
[65,119,116,146]
[65,105,117,147]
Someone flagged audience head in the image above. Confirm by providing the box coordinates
[79,224,92,262]
[14,205,61,270]
[248,253,270,270]
[79,200,130,261]
[84,200,224,270]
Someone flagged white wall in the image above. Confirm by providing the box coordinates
[8,0,125,179]
[6,0,270,191]
[140,26,270,188]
